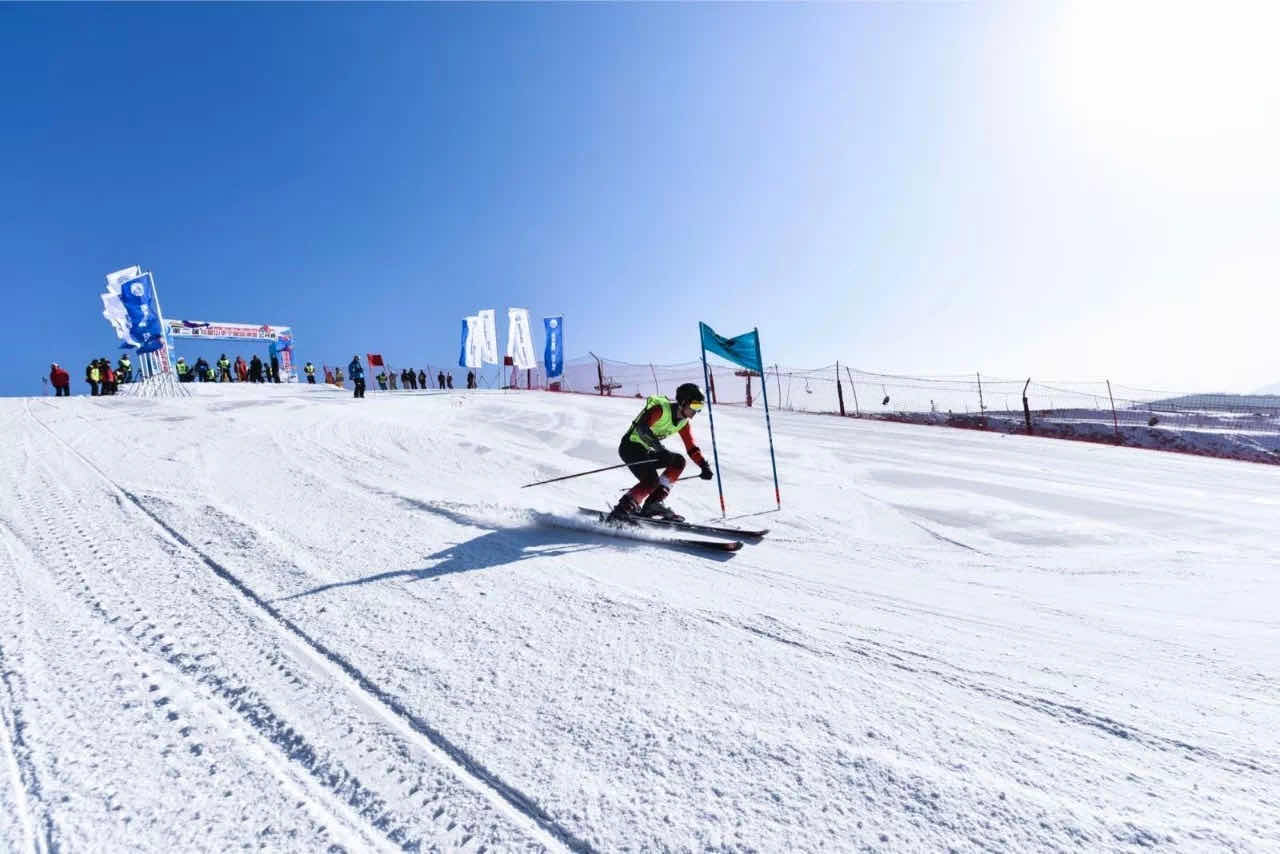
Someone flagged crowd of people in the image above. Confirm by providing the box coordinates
[175,352,281,383]
[47,351,483,399]
[47,355,135,396]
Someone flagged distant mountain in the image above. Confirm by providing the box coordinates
[1147,392,1280,412]
[1255,382,1280,396]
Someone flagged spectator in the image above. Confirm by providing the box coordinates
[376,371,388,391]
[234,355,247,382]
[268,339,281,383]
[437,371,446,389]
[116,353,132,384]
[101,359,117,395]
[334,366,344,384]
[446,372,454,389]
[175,357,191,383]
[194,357,209,382]
[348,355,365,399]
[304,361,316,384]
[388,371,398,390]
[217,354,232,382]
[249,355,263,383]
[466,370,476,389]
[418,369,427,389]
[50,363,70,397]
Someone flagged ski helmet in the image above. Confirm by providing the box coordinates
[675,383,705,406]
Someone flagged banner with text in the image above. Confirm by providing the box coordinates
[506,308,536,370]
[543,315,564,378]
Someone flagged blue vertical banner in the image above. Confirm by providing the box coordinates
[543,315,564,378]
[458,318,470,368]
[119,273,167,353]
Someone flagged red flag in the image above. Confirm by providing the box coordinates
[367,353,384,367]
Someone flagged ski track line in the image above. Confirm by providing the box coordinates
[23,401,587,854]
[13,420,391,853]
[0,532,50,854]
[21,409,553,851]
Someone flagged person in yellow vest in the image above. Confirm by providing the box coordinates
[217,354,231,382]
[116,353,132,384]
[304,361,316,384]
[175,357,191,382]
[85,361,101,396]
[608,383,714,522]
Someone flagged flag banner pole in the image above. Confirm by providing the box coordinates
[754,327,782,509]
[701,345,727,516]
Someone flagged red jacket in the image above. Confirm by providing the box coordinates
[49,367,70,388]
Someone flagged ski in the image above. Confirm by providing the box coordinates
[576,509,743,552]
[578,507,767,540]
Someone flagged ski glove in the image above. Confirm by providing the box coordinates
[699,461,714,480]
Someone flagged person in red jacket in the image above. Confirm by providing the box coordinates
[101,360,116,395]
[608,383,714,522]
[49,363,71,397]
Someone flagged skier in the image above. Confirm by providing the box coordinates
[608,383,714,522]
[304,361,316,384]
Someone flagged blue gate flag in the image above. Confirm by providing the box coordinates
[543,315,564,378]
[458,318,469,368]
[119,274,166,353]
[699,322,762,374]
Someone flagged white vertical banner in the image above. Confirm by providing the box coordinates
[477,309,499,365]
[506,307,536,369]
[464,316,484,368]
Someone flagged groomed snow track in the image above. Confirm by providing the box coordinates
[2,384,1277,851]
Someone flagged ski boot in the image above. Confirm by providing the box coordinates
[607,494,641,523]
[640,486,684,522]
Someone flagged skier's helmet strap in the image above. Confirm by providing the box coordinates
[675,383,705,406]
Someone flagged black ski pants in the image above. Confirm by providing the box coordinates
[618,437,685,489]
[353,378,366,398]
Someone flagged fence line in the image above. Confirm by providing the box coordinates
[337,351,1280,462]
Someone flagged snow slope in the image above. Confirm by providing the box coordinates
[2,383,1277,852]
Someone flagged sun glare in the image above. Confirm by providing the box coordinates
[1053,3,1279,187]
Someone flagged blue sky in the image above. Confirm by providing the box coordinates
[2,2,1276,397]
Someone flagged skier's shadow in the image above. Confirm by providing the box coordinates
[279,527,597,601]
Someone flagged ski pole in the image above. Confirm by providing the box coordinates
[521,460,661,489]
[617,474,699,491]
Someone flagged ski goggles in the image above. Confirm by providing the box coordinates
[686,400,704,412]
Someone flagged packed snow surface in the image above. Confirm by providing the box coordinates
[1,384,1277,852]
